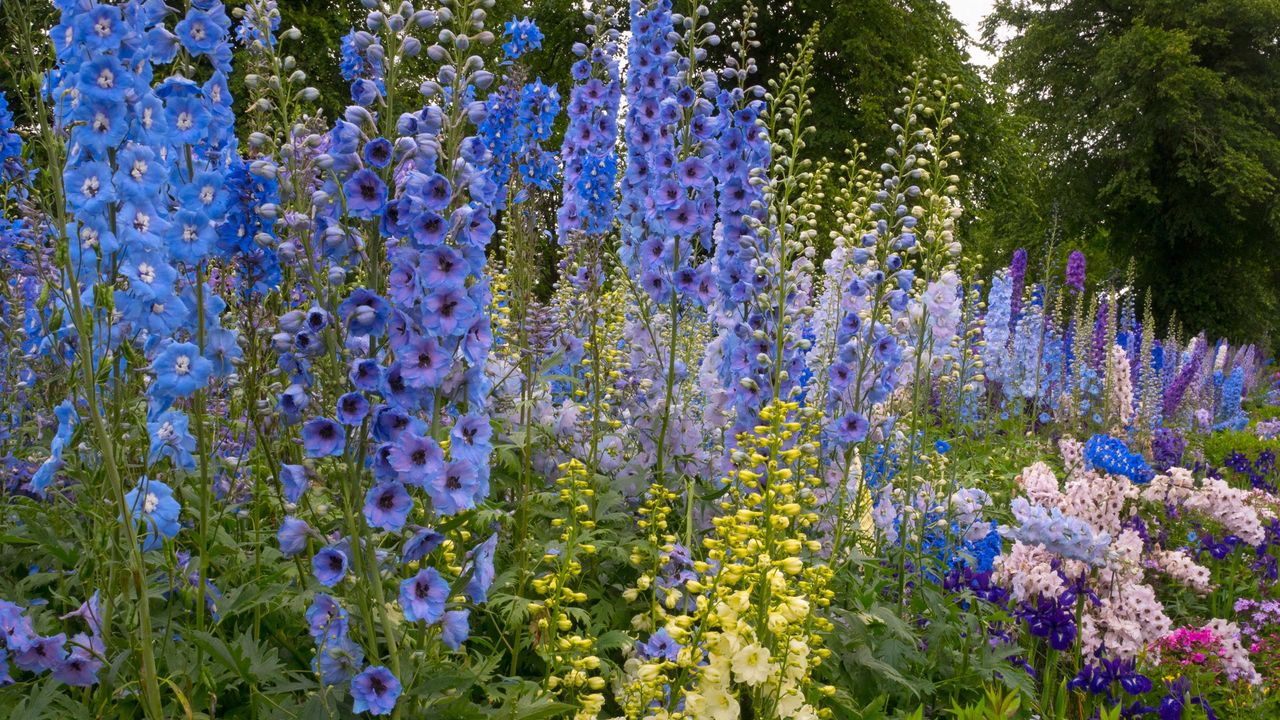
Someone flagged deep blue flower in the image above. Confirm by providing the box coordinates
[13,633,66,673]
[51,633,102,686]
[0,600,36,652]
[363,481,412,532]
[450,414,492,463]
[314,634,364,685]
[833,412,869,444]
[278,517,311,557]
[399,337,449,389]
[147,410,197,470]
[386,432,441,486]
[339,289,391,337]
[363,138,393,168]
[351,665,401,716]
[402,526,446,564]
[151,342,213,400]
[440,609,470,649]
[313,546,349,587]
[302,417,345,458]
[426,460,480,515]
[465,533,497,603]
[399,567,448,624]
[637,628,681,661]
[337,392,370,425]
[1083,434,1154,484]
[306,594,349,640]
[349,359,384,391]
[343,169,388,219]
[175,9,227,56]
[502,17,543,60]
[124,477,181,551]
[280,463,310,503]
[75,4,125,52]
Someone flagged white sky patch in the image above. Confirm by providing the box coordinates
[945,0,997,67]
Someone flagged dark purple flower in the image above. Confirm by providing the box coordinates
[363,481,413,532]
[343,168,388,219]
[1066,250,1086,293]
[337,392,370,425]
[302,417,345,458]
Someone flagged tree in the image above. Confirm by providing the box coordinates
[748,0,1045,269]
[986,0,1280,346]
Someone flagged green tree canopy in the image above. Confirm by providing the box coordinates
[986,0,1280,346]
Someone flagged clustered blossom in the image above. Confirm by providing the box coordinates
[1083,434,1153,484]
[557,11,621,240]
[0,595,104,687]
[1182,475,1266,547]
[1065,249,1086,293]
[1001,496,1112,565]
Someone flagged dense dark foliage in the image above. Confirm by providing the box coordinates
[986,0,1280,348]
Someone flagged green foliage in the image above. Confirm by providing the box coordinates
[1199,428,1277,467]
[750,0,1047,271]
[819,551,1032,717]
[987,0,1280,347]
[946,685,1022,720]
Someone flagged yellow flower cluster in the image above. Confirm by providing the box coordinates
[622,400,836,720]
[486,270,517,364]
[628,480,681,635]
[531,459,606,720]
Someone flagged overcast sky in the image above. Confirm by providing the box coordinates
[945,0,996,66]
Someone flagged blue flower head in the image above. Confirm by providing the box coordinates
[1083,434,1154,484]
[313,634,363,686]
[123,477,181,551]
[399,567,448,624]
[302,417,345,458]
[277,516,310,557]
[151,342,213,401]
[312,546,349,587]
[502,17,543,60]
[464,533,498,603]
[363,480,413,532]
[440,609,470,649]
[350,665,401,716]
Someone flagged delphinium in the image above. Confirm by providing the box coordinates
[550,2,623,486]
[703,5,806,443]
[6,1,247,714]
[1162,334,1205,426]
[940,276,989,430]
[612,0,725,646]
[263,0,513,713]
[1255,418,1280,441]
[0,93,52,472]
[614,0,720,494]
[1212,365,1248,431]
[468,14,571,673]
[814,73,964,564]
[981,269,1014,406]
[1151,428,1187,472]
